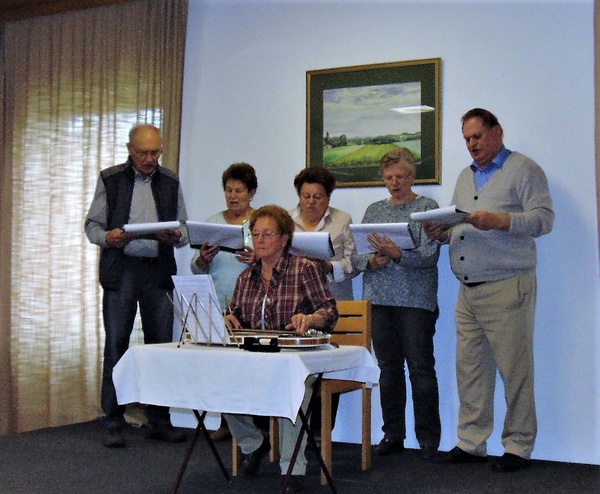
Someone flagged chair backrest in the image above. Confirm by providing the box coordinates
[330,300,372,351]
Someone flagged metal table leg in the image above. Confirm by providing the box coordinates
[279,374,336,494]
[171,410,231,494]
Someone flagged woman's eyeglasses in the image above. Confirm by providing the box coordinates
[300,193,326,201]
[251,231,280,240]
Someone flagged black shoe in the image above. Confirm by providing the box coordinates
[420,446,438,462]
[491,453,530,473]
[103,429,126,448]
[240,437,271,477]
[433,446,487,464]
[147,424,186,443]
[284,475,304,493]
[375,435,405,456]
[306,434,321,451]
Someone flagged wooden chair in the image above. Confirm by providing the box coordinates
[319,299,372,484]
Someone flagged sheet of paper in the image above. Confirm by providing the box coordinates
[171,274,231,346]
[350,223,416,254]
[122,221,181,235]
[410,205,469,225]
[185,221,245,252]
[289,231,334,260]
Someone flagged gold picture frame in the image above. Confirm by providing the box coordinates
[307,58,442,187]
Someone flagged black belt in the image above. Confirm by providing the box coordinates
[126,256,159,265]
[463,281,486,287]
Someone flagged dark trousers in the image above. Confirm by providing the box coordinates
[101,258,174,430]
[371,304,441,450]
[310,395,340,438]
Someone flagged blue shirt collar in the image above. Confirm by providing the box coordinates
[470,146,511,173]
[470,146,511,192]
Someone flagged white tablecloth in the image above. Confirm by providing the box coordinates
[113,342,379,422]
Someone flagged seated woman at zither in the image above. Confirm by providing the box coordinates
[224,205,338,493]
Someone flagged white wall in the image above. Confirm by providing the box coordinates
[176,0,599,465]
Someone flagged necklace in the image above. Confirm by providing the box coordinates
[225,208,254,225]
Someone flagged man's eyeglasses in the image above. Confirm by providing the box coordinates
[132,146,162,159]
[251,231,280,240]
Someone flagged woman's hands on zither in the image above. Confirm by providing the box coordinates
[285,312,323,334]
[224,313,242,330]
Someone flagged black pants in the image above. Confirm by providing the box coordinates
[371,304,441,450]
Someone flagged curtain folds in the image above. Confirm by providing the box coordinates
[0,0,188,435]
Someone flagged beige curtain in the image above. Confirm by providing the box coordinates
[0,0,188,435]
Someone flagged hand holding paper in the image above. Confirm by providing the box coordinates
[350,223,416,254]
[289,231,334,260]
[106,227,135,248]
[185,221,245,252]
[122,221,181,235]
[410,206,469,226]
[367,232,402,260]
[122,221,182,241]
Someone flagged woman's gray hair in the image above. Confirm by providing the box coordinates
[379,147,416,175]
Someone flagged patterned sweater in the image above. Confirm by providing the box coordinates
[354,196,440,312]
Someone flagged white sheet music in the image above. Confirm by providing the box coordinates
[171,275,230,345]
[185,221,245,252]
[123,221,181,235]
[410,205,469,225]
[350,223,416,254]
[289,231,334,260]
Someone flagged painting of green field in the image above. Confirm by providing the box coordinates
[322,145,363,165]
[324,141,423,186]
[324,141,421,167]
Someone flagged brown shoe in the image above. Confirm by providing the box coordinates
[103,429,126,448]
[210,426,231,442]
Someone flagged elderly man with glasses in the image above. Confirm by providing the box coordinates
[85,123,189,448]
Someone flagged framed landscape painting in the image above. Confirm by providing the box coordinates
[306,58,441,187]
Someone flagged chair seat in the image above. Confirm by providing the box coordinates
[320,379,364,395]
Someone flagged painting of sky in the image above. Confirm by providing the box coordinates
[323,81,421,139]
